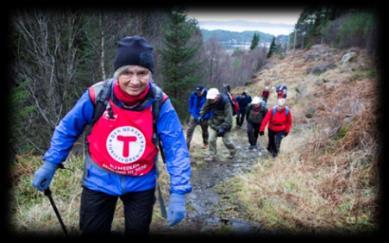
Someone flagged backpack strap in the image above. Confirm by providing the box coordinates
[272,105,289,116]
[150,83,168,147]
[272,105,277,116]
[89,79,114,125]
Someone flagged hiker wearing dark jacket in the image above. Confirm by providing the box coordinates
[32,36,191,235]
[186,86,211,150]
[259,98,292,157]
[246,97,267,150]
[236,91,252,127]
[199,88,236,161]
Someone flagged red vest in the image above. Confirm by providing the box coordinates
[87,100,158,176]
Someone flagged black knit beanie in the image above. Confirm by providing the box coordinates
[113,35,154,73]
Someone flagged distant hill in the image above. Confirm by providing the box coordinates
[276,35,289,45]
[200,29,289,49]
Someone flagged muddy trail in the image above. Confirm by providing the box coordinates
[156,124,268,235]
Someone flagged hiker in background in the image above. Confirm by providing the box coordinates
[32,35,191,235]
[261,86,270,105]
[236,91,252,127]
[223,84,239,116]
[186,86,211,150]
[199,88,236,161]
[246,96,268,150]
[275,84,288,99]
[259,98,292,157]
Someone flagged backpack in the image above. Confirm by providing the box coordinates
[272,105,289,116]
[231,96,239,115]
[224,92,239,115]
[247,104,266,124]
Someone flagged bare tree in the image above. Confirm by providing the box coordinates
[201,37,268,90]
[12,9,84,152]
[203,38,226,88]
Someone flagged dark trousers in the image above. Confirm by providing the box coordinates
[236,111,246,127]
[247,122,260,146]
[80,186,156,236]
[267,129,285,157]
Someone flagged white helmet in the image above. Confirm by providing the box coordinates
[251,96,262,105]
[206,88,220,99]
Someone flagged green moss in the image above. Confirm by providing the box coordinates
[350,69,375,82]
[284,180,297,192]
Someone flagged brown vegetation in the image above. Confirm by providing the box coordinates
[216,45,379,232]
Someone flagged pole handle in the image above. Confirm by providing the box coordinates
[44,188,51,196]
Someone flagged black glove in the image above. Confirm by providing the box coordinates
[284,132,288,137]
[259,131,264,136]
[217,127,225,137]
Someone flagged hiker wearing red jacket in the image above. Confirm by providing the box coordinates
[259,98,292,157]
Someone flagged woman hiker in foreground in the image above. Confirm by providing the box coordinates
[32,35,192,236]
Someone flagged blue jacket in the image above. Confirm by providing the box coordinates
[43,86,192,196]
[189,91,211,120]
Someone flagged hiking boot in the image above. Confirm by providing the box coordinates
[249,145,256,150]
[228,150,236,159]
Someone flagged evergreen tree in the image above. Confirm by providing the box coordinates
[294,6,349,48]
[250,32,260,50]
[267,37,277,58]
[160,9,202,119]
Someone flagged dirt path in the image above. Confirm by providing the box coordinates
[156,124,267,235]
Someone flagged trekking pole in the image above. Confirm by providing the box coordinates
[44,187,68,236]
[157,142,168,219]
[157,183,167,219]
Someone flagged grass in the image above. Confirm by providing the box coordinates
[9,154,84,234]
[221,148,377,233]
[9,153,172,235]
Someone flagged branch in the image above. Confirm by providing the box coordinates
[26,84,56,129]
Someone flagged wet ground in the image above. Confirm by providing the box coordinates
[155,125,269,236]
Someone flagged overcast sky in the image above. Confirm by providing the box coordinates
[186,9,302,36]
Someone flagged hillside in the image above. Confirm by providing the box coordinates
[227,44,379,232]
[9,44,379,235]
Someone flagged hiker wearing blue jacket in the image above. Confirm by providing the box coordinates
[32,36,191,235]
[186,86,211,150]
